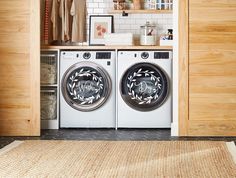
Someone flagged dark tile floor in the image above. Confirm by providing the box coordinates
[1,129,236,149]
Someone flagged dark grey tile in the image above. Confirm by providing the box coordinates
[0,129,235,149]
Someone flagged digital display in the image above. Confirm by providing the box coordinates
[96,52,111,59]
[154,52,169,59]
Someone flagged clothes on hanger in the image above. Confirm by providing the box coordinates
[70,0,87,43]
[47,0,86,43]
[44,0,50,44]
[51,0,60,41]
[59,0,72,41]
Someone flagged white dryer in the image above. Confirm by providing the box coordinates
[117,50,172,128]
[60,51,115,128]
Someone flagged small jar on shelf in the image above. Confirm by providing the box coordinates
[132,0,141,10]
[140,21,157,46]
[144,0,156,10]
[145,0,173,10]
[160,0,173,10]
[113,0,127,10]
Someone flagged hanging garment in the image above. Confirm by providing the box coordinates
[59,0,72,41]
[51,0,60,41]
[70,0,87,43]
[44,0,50,44]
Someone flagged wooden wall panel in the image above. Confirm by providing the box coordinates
[178,0,189,136]
[188,120,236,136]
[0,0,40,136]
[179,0,236,136]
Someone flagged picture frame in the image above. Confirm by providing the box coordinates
[89,15,114,46]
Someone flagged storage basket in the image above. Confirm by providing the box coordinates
[40,54,57,85]
[41,89,57,120]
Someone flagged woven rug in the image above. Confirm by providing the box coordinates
[0,141,235,178]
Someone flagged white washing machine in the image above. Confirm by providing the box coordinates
[117,50,172,128]
[60,50,115,128]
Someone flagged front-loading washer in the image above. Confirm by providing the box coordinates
[60,50,115,128]
[117,50,172,128]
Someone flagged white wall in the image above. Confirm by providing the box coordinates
[85,0,173,44]
[42,0,173,44]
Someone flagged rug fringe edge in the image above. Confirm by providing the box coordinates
[226,141,236,164]
[0,141,24,156]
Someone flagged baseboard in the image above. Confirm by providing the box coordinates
[0,141,24,156]
[226,141,236,164]
[171,122,178,136]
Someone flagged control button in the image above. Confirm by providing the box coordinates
[141,52,149,59]
[76,54,79,58]
[83,52,91,59]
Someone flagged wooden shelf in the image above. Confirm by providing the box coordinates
[41,45,173,50]
[108,9,172,14]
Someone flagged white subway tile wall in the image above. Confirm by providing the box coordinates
[86,0,173,44]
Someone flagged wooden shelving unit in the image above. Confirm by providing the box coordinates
[109,9,172,14]
[40,50,60,130]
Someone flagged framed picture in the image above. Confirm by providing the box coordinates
[89,15,114,46]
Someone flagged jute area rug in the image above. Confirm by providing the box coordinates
[0,140,235,178]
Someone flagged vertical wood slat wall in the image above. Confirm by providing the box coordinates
[178,0,189,136]
[0,0,40,136]
[179,0,236,136]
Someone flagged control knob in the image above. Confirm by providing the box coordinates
[83,52,91,59]
[141,52,149,59]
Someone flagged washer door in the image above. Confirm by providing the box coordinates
[61,62,111,111]
[120,62,170,111]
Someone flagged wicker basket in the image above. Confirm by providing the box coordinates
[41,89,57,120]
[40,54,57,85]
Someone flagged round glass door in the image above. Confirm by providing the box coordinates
[120,62,170,111]
[61,62,111,111]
